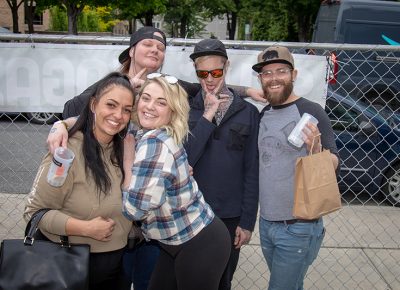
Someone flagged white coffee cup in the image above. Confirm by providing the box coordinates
[47,147,75,187]
[288,113,319,147]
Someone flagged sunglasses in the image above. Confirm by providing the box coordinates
[195,66,225,79]
[147,72,178,84]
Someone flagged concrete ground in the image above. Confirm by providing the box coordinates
[233,206,400,290]
[1,193,399,290]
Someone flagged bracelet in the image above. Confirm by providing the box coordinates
[54,120,69,131]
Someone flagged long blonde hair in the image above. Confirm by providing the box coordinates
[135,77,189,145]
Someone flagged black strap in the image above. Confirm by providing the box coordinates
[24,209,70,247]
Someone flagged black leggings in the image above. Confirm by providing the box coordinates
[148,216,231,290]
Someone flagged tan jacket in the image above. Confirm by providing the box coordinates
[24,132,132,253]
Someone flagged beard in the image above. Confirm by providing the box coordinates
[262,80,293,106]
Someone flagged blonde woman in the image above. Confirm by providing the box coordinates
[122,74,231,290]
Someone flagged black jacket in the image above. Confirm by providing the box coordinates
[185,89,260,231]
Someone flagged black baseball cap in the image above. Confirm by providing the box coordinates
[118,26,167,64]
[189,39,228,61]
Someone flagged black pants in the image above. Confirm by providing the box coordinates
[148,216,231,290]
[89,248,129,290]
[219,217,241,290]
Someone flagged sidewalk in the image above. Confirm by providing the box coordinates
[234,206,400,290]
[1,193,399,290]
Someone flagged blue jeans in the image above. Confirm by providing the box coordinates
[122,240,160,290]
[259,217,325,290]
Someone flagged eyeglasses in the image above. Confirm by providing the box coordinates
[147,72,178,84]
[259,68,292,79]
[195,66,225,79]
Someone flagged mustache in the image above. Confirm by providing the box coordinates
[266,80,286,86]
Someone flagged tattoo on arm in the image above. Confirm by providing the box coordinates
[50,128,57,133]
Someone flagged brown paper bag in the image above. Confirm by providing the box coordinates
[293,148,341,219]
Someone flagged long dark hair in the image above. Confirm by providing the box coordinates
[68,72,134,196]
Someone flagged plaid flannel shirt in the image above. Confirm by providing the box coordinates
[123,128,214,245]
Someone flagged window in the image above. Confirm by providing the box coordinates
[326,99,359,132]
[152,22,161,29]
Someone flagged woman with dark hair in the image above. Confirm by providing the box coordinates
[24,72,135,290]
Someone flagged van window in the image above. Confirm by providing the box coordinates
[343,22,400,45]
[312,3,340,43]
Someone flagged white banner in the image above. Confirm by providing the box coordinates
[0,43,328,112]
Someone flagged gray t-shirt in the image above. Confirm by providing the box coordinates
[258,97,339,221]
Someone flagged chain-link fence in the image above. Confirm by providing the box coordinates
[1,35,399,289]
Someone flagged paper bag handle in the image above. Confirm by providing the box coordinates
[309,133,322,156]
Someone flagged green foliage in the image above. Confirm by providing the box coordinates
[49,5,116,32]
[186,14,208,38]
[46,0,321,40]
[77,8,99,31]
[248,0,320,42]
[49,6,67,31]
[112,0,167,24]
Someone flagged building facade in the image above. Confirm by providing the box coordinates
[0,0,50,33]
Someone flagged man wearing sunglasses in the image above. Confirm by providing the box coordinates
[184,39,260,290]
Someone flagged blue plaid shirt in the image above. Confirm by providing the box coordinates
[122,128,214,245]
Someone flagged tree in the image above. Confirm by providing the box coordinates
[289,0,321,41]
[25,0,35,33]
[251,1,292,41]
[164,0,208,38]
[225,0,239,40]
[24,0,45,33]
[249,0,320,42]
[112,0,167,34]
[202,0,232,39]
[37,0,109,34]
[63,0,85,34]
[206,0,253,40]
[49,5,117,32]
[5,0,24,33]
[49,6,67,31]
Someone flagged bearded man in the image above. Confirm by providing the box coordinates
[253,46,340,290]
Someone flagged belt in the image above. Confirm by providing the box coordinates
[273,219,318,225]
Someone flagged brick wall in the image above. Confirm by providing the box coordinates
[0,0,24,32]
[0,0,50,33]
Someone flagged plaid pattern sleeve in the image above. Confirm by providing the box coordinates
[122,129,214,245]
[123,134,168,221]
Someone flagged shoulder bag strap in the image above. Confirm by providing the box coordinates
[24,209,70,247]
